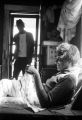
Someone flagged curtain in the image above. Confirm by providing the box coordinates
[57,0,82,42]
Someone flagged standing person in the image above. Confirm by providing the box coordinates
[12,19,34,80]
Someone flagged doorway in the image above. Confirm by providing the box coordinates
[9,13,41,79]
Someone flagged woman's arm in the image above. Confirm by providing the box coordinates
[26,66,51,108]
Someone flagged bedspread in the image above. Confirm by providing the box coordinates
[0,73,44,112]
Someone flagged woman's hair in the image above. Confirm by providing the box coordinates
[56,42,80,66]
[16,19,25,28]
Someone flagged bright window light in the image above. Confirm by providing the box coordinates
[13,18,36,41]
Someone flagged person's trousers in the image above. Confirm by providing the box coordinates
[13,57,28,80]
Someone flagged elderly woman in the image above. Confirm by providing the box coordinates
[26,42,80,108]
[0,42,81,111]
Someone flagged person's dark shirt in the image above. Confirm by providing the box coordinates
[43,70,76,108]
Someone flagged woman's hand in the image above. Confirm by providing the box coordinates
[25,65,39,75]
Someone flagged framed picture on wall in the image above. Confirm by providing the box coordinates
[46,46,56,65]
[42,41,60,66]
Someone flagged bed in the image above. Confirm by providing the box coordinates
[0,101,82,120]
[0,70,82,120]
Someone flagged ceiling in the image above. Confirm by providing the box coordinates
[1,0,65,7]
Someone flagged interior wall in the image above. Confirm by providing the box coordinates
[0,3,4,79]
[70,16,82,57]
[0,4,4,65]
[41,7,61,42]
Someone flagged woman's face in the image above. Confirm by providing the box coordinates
[56,48,70,71]
[56,59,69,71]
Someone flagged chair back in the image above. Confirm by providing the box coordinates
[71,77,82,110]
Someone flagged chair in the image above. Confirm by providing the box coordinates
[71,77,82,110]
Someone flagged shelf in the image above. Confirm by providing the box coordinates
[42,41,60,46]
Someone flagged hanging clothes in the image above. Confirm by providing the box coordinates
[57,0,82,42]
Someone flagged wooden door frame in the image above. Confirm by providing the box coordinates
[2,4,40,78]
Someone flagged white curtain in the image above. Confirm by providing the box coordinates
[57,0,82,42]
